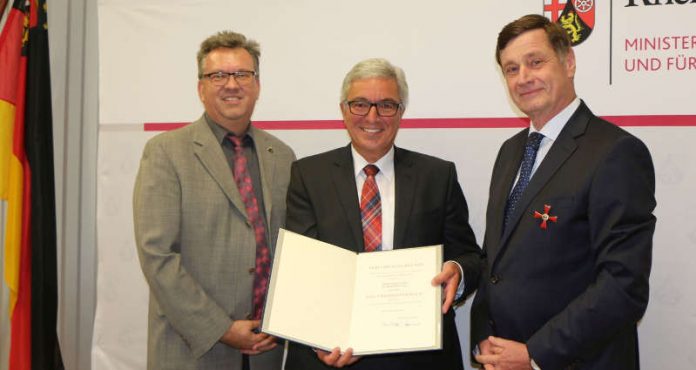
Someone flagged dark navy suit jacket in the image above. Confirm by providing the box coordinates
[471,102,656,370]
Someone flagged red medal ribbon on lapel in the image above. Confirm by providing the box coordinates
[534,204,558,230]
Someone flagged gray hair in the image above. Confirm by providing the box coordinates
[340,58,409,107]
[197,30,260,78]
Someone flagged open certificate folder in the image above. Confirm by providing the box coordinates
[261,229,443,356]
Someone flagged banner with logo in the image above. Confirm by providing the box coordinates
[93,1,696,369]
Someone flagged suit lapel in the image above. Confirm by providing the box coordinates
[251,126,275,227]
[393,147,416,249]
[330,146,363,252]
[490,131,528,250]
[191,118,247,219]
[498,103,591,254]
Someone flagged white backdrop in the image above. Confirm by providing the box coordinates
[93,1,696,369]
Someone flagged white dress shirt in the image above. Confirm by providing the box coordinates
[350,145,466,296]
[511,98,581,188]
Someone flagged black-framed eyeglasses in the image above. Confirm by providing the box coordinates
[200,70,257,86]
[345,100,402,117]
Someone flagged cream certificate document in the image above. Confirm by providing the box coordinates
[261,229,443,355]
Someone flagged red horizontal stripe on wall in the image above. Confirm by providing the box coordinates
[143,115,696,131]
[602,115,696,127]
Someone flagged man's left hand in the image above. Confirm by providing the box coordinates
[474,336,532,370]
[431,261,460,313]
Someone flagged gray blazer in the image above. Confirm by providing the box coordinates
[133,116,295,369]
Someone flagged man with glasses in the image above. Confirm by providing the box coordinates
[284,58,482,370]
[133,30,295,370]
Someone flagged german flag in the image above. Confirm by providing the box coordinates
[1,0,63,368]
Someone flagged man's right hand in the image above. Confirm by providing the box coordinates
[220,320,277,355]
[478,338,496,370]
[315,347,361,368]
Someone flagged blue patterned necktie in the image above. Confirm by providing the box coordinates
[504,132,544,230]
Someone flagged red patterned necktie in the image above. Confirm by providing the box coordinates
[228,135,270,320]
[361,165,382,252]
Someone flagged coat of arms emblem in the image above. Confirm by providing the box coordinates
[544,0,595,45]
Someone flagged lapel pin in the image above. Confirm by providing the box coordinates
[534,204,558,230]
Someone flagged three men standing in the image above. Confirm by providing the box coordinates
[133,15,656,370]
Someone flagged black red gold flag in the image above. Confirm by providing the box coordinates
[1,0,64,368]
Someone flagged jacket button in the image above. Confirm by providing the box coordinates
[490,275,500,284]
[245,313,253,320]
[248,267,255,274]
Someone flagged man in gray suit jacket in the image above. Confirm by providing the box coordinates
[133,31,295,370]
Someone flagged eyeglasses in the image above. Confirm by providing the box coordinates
[200,70,257,86]
[345,100,402,117]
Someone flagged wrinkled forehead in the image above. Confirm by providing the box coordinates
[202,47,256,71]
[500,30,557,61]
[346,77,400,100]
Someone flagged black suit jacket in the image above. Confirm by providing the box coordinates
[471,102,656,370]
[284,145,482,370]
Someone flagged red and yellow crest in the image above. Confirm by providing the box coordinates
[544,0,595,46]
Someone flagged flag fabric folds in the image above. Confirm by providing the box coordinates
[1,0,63,369]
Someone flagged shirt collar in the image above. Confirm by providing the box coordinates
[529,97,581,140]
[204,113,255,145]
[351,145,395,181]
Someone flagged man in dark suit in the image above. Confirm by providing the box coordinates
[471,14,656,370]
[284,58,483,370]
